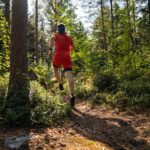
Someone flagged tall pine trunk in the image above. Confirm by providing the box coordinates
[4,0,30,125]
[35,0,39,64]
[5,0,10,26]
[148,0,150,24]
[100,0,107,50]
[126,0,136,71]
[126,0,134,51]
[110,0,114,37]
[132,0,136,33]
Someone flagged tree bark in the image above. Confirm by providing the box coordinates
[100,0,107,50]
[5,0,10,26]
[126,0,134,51]
[148,0,150,24]
[35,0,39,63]
[5,0,30,125]
[110,0,114,37]
[132,0,136,33]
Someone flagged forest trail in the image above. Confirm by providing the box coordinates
[0,101,150,150]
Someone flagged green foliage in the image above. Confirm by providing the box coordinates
[86,50,109,74]
[93,71,118,93]
[30,81,71,125]
[27,15,48,63]
[30,62,47,81]
[4,80,30,125]
[0,74,9,112]
[75,74,96,100]
[0,10,10,74]
[117,72,150,107]
[28,59,54,89]
[3,79,70,125]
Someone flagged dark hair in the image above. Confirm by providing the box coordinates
[57,24,65,34]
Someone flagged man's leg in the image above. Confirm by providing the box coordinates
[65,71,74,95]
[65,70,75,107]
[54,67,64,90]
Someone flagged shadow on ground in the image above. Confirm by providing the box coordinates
[0,101,150,150]
[71,107,150,150]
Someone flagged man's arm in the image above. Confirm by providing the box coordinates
[46,34,55,60]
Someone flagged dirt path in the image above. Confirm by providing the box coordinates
[0,101,150,150]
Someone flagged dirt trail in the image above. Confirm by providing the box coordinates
[0,101,150,150]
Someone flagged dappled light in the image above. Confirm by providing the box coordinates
[0,0,150,149]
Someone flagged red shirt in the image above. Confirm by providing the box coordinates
[55,33,73,55]
[52,33,74,69]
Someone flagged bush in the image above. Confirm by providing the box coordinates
[92,93,107,105]
[93,72,118,93]
[30,81,71,125]
[119,80,150,95]
[75,75,95,100]
[118,73,150,107]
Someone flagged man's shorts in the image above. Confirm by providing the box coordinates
[53,55,72,71]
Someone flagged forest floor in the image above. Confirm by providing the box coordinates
[0,100,150,150]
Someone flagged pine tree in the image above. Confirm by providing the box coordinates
[4,0,30,125]
[35,0,39,63]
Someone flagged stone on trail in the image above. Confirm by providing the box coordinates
[4,134,37,149]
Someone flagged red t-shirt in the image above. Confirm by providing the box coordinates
[52,33,74,69]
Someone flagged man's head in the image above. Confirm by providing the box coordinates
[57,24,65,34]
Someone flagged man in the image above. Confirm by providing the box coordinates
[47,24,75,107]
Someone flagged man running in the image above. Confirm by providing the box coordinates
[47,24,75,107]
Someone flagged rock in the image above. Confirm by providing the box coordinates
[4,134,37,149]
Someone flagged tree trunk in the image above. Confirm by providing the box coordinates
[35,0,39,64]
[132,0,136,33]
[126,0,134,51]
[126,0,136,71]
[148,0,150,24]
[100,0,107,50]
[5,0,30,125]
[5,0,10,26]
[110,0,114,37]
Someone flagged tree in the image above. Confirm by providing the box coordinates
[35,0,39,63]
[125,0,134,51]
[4,0,30,125]
[5,0,10,26]
[110,0,114,37]
[45,0,76,32]
[100,0,107,50]
[148,0,150,23]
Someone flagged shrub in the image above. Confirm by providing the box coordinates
[119,80,150,95]
[93,72,118,93]
[75,75,95,100]
[30,81,71,125]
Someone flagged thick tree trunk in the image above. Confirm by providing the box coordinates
[35,0,39,63]
[5,0,30,125]
[10,0,28,86]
